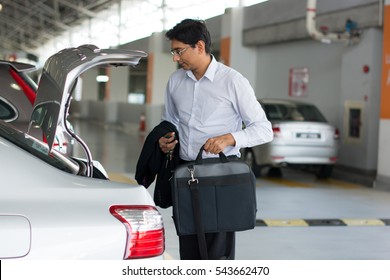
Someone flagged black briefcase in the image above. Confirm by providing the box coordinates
[171,146,257,236]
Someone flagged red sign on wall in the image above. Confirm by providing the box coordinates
[289,67,309,97]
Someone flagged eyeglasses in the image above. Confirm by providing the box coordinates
[170,47,190,56]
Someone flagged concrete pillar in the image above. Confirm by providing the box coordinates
[221,7,257,90]
[377,0,390,188]
[145,32,177,131]
[338,28,382,172]
[109,67,128,103]
[81,68,99,101]
[74,68,99,119]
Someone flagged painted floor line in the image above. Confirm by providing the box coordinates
[263,177,363,189]
[317,178,363,189]
[256,218,390,227]
[263,177,313,188]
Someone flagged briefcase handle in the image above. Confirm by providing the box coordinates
[195,145,229,164]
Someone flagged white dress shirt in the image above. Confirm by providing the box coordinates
[162,56,273,161]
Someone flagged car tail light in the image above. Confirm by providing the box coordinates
[110,205,164,259]
[272,125,281,137]
[329,157,338,162]
[272,156,285,161]
[334,128,340,140]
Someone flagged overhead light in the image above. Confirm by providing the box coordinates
[0,4,3,12]
[96,75,109,83]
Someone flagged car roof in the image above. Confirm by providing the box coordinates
[0,60,36,72]
[259,98,315,106]
[30,44,147,151]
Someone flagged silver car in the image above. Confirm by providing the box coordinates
[242,99,339,179]
[0,60,74,155]
[0,45,165,259]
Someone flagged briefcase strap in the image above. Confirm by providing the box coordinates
[195,145,229,164]
[189,180,208,260]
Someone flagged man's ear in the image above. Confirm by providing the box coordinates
[196,40,206,54]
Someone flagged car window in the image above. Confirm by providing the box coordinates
[0,98,17,121]
[0,121,78,174]
[29,69,63,151]
[264,104,283,120]
[0,65,38,122]
[295,104,327,122]
[264,104,327,123]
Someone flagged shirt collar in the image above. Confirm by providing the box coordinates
[186,55,217,82]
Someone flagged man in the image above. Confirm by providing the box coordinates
[160,19,273,260]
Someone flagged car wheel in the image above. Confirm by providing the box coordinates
[316,165,333,179]
[267,167,283,178]
[243,149,261,177]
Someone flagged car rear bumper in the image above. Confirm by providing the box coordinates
[253,144,337,165]
[271,156,337,165]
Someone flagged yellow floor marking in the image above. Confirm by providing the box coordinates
[108,173,137,184]
[264,219,309,227]
[264,177,362,189]
[264,177,313,188]
[317,178,362,189]
[342,219,385,226]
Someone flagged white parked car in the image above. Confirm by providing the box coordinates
[242,99,339,179]
[0,45,164,260]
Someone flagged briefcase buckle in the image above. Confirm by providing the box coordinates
[187,165,199,185]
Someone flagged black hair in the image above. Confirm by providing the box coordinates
[165,19,211,54]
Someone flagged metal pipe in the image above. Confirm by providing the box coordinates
[306,0,352,44]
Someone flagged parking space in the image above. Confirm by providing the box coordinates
[73,119,390,260]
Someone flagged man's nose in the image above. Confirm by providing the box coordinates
[172,54,180,62]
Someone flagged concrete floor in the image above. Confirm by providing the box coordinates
[73,119,390,260]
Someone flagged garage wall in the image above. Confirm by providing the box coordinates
[255,39,343,126]
[255,28,382,171]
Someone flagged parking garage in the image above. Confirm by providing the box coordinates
[1,0,390,274]
[63,0,390,188]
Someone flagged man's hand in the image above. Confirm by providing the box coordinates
[203,133,236,154]
[158,132,177,153]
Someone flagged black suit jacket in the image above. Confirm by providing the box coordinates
[135,121,180,208]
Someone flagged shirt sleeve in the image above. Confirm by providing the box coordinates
[230,75,273,148]
[162,77,179,127]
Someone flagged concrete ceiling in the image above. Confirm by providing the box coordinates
[0,0,118,53]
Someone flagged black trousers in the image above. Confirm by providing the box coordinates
[179,232,235,260]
